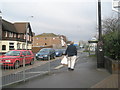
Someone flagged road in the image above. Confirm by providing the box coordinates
[1,49,86,87]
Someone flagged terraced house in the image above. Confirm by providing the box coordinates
[0,19,34,54]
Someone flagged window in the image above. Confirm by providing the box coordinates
[14,33,16,38]
[30,36,31,41]
[22,51,31,55]
[9,32,13,37]
[18,34,20,38]
[24,34,26,39]
[17,43,21,49]
[2,45,6,50]
[22,44,25,49]
[9,43,14,50]
[22,51,26,55]
[27,35,29,41]
[5,31,7,37]
[27,51,31,55]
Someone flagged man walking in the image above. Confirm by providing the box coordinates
[65,41,77,71]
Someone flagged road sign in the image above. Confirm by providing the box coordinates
[112,0,120,12]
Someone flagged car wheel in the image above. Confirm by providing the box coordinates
[14,61,20,69]
[30,59,34,65]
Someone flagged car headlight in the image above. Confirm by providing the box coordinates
[56,52,59,54]
[5,60,11,62]
[44,55,48,57]
[36,54,38,56]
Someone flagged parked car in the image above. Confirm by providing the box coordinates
[36,48,56,60]
[0,50,34,69]
[60,49,66,55]
[55,49,63,57]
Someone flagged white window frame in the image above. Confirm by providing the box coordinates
[5,31,7,37]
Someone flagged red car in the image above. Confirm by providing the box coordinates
[0,50,34,69]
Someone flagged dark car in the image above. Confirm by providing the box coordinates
[0,50,34,69]
[60,49,66,55]
[36,48,56,60]
[55,49,63,57]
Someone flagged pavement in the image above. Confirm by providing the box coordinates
[2,52,119,88]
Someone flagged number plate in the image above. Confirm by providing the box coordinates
[39,56,43,58]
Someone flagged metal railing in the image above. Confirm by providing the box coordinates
[0,56,51,87]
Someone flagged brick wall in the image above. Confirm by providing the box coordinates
[33,36,61,47]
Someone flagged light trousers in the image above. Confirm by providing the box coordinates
[67,56,77,69]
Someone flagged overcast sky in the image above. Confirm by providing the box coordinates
[0,0,116,43]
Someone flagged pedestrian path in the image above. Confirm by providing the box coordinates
[91,74,118,88]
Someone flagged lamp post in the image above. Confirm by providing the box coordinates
[23,16,33,81]
[97,0,104,68]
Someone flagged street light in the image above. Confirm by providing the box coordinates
[23,16,33,81]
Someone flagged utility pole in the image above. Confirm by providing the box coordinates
[97,0,104,68]
[0,10,2,89]
[0,10,2,40]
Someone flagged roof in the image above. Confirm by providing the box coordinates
[14,22,29,33]
[35,33,58,37]
[2,19,17,33]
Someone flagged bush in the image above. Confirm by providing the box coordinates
[102,16,120,60]
[103,29,120,60]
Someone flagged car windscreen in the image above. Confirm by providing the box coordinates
[5,51,20,56]
[55,49,61,52]
[39,49,49,53]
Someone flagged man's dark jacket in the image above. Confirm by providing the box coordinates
[65,44,77,56]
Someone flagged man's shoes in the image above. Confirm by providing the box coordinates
[68,68,74,71]
[70,69,74,71]
[68,68,71,71]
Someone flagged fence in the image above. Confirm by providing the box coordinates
[0,55,51,87]
[104,56,120,74]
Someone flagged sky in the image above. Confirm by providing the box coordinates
[0,0,117,43]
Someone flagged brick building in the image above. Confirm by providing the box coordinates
[32,33,67,52]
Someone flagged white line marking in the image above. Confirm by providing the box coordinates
[54,65,64,69]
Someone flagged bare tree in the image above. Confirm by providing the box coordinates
[102,16,119,34]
